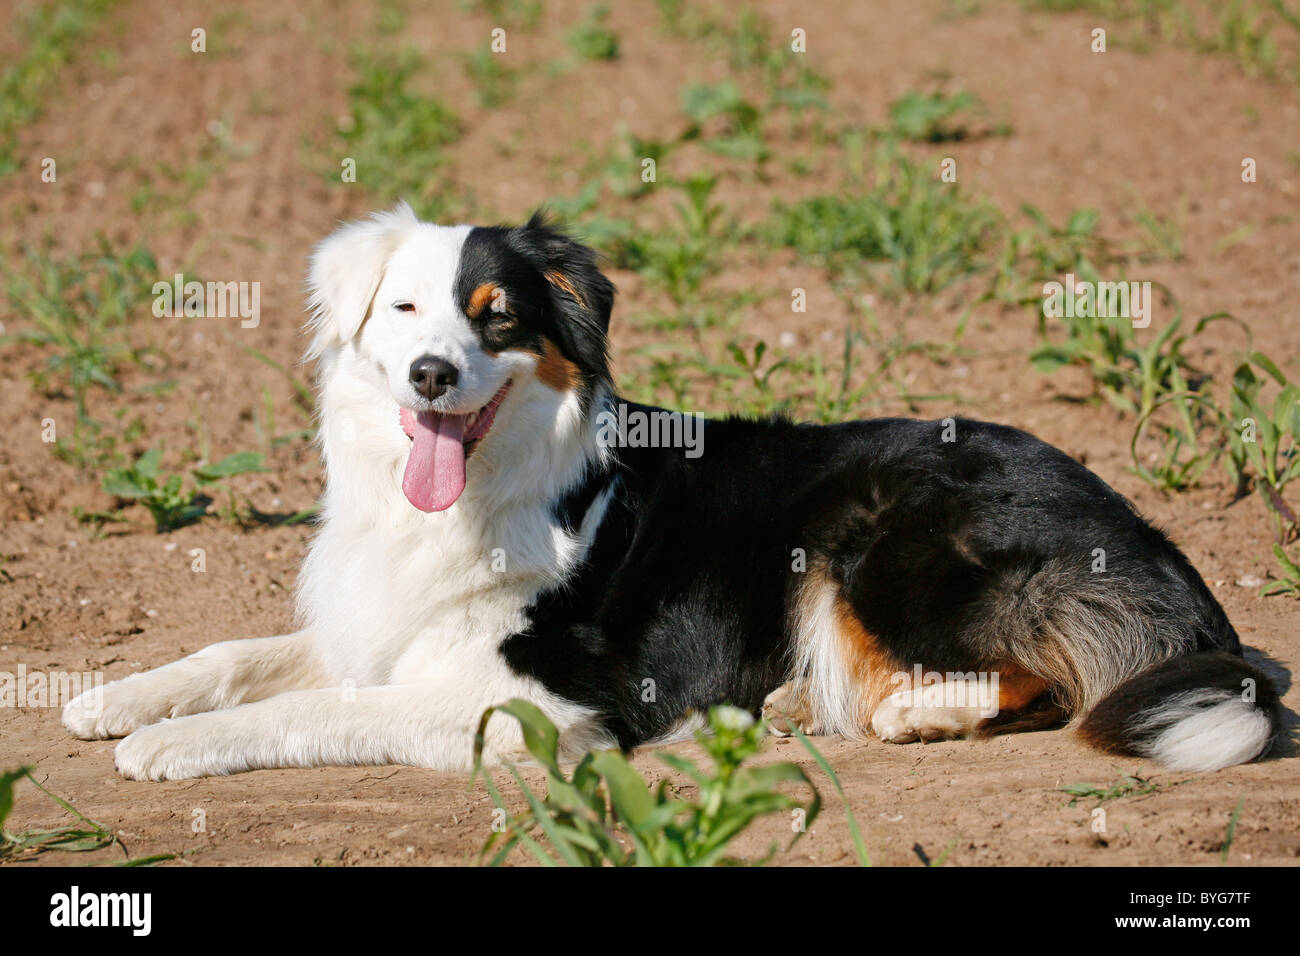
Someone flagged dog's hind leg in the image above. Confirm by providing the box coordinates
[63,630,329,740]
[870,666,1065,743]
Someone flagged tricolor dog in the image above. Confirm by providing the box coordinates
[64,203,1282,779]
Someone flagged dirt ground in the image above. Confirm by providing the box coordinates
[1,0,1298,866]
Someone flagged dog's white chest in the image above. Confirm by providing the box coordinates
[299,505,582,687]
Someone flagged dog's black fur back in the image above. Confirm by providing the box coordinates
[502,410,1282,768]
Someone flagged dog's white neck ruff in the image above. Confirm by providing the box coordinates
[295,343,614,689]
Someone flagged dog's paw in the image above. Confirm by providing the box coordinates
[870,690,972,744]
[62,675,171,740]
[114,718,228,781]
[762,682,823,737]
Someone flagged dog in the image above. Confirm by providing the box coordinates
[63,203,1282,779]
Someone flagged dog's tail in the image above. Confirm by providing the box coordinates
[1077,651,1282,771]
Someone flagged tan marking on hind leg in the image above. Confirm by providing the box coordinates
[785,565,906,738]
[834,596,908,737]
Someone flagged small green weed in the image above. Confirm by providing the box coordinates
[1031,290,1234,420]
[768,150,998,294]
[1228,353,1300,542]
[608,174,726,302]
[0,0,118,175]
[789,725,871,866]
[462,47,518,107]
[682,81,768,162]
[567,4,619,61]
[458,0,542,29]
[886,90,985,142]
[1219,797,1245,864]
[987,205,1112,306]
[473,700,821,866]
[338,49,463,220]
[1,766,178,865]
[3,238,162,419]
[103,448,267,532]
[1058,774,1166,807]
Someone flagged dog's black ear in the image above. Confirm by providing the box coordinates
[512,210,615,378]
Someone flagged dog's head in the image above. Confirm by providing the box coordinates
[307,203,615,513]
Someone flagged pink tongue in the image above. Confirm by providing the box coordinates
[400,409,466,512]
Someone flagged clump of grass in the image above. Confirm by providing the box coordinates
[1228,353,1300,536]
[1121,349,1300,594]
[103,448,266,532]
[0,0,117,175]
[602,174,727,303]
[1,766,178,865]
[767,150,998,294]
[459,0,542,30]
[1131,194,1188,262]
[1129,387,1228,493]
[462,47,518,108]
[1227,354,1300,594]
[886,90,985,142]
[338,49,463,220]
[566,4,619,61]
[721,6,830,111]
[1032,296,1234,419]
[1058,774,1167,807]
[621,335,803,418]
[1012,202,1242,424]
[591,128,676,200]
[681,81,768,162]
[654,2,829,111]
[788,724,871,866]
[54,410,148,475]
[987,205,1113,306]
[1,766,120,861]
[654,0,713,39]
[2,237,162,420]
[1023,0,1300,88]
[1219,797,1245,865]
[473,700,822,866]
[1265,544,1300,597]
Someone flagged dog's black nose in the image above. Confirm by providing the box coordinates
[409,356,459,400]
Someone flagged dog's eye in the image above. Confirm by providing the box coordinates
[394,302,416,313]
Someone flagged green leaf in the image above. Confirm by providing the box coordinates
[102,471,149,499]
[1249,351,1287,385]
[1029,348,1071,373]
[134,448,163,480]
[790,726,864,865]
[193,451,266,482]
[0,765,33,833]
[590,750,656,830]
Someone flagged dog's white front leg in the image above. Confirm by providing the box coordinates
[63,630,328,740]
[111,680,591,780]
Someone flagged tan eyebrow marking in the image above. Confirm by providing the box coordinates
[467,282,500,318]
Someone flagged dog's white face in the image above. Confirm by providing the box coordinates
[358,225,526,511]
[307,203,614,513]
[364,225,517,415]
